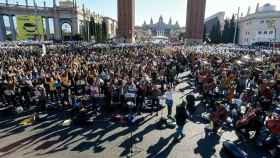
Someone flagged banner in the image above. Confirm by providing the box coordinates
[16,15,44,40]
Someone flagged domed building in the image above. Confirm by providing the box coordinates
[239,3,280,45]
[140,16,180,37]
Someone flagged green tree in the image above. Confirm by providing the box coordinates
[5,34,12,41]
[95,23,102,42]
[94,22,98,41]
[229,14,236,43]
[101,20,107,42]
[95,23,100,42]
[209,20,222,44]
[222,19,230,43]
[234,26,239,44]
[209,25,217,43]
[178,32,184,40]
[81,22,86,40]
[89,16,95,38]
[217,20,222,43]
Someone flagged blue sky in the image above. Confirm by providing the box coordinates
[1,0,280,26]
[86,0,280,26]
[87,0,187,26]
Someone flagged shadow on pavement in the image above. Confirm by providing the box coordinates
[0,111,157,157]
[119,122,158,157]
[194,129,220,158]
[146,133,178,158]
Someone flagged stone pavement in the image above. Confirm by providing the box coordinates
[0,72,267,158]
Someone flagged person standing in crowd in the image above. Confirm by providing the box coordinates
[159,75,165,95]
[34,80,47,112]
[119,79,126,109]
[61,72,71,103]
[4,75,16,107]
[47,76,57,102]
[151,85,161,115]
[175,101,187,141]
[165,86,174,117]
[136,80,145,115]
[236,72,247,97]
[90,77,100,113]
[21,78,32,109]
[246,75,256,90]
[274,68,280,98]
[104,79,112,112]
[55,75,62,103]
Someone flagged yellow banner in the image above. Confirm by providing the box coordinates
[16,15,44,40]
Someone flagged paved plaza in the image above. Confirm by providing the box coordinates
[0,72,267,158]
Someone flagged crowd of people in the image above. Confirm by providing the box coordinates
[183,46,280,156]
[0,44,183,116]
[0,43,279,156]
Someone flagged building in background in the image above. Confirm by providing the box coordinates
[239,3,280,45]
[0,0,116,41]
[103,17,117,39]
[204,12,225,37]
[186,0,206,43]
[135,26,152,42]
[58,0,74,8]
[135,16,183,42]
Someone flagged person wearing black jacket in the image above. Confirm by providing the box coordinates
[175,101,187,140]
[136,83,145,115]
[151,85,161,115]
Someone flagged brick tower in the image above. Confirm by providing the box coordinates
[186,0,206,43]
[117,0,135,43]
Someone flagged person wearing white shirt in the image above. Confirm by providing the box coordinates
[165,87,173,117]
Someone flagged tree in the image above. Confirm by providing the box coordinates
[229,14,236,43]
[89,16,95,38]
[203,24,207,42]
[101,20,107,42]
[209,25,215,43]
[96,22,103,42]
[178,32,185,40]
[95,23,101,42]
[222,19,230,43]
[234,26,239,44]
[209,20,222,44]
[5,33,12,41]
[217,20,222,43]
[210,25,217,43]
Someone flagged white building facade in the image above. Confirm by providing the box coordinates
[239,3,280,45]
[103,17,117,39]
